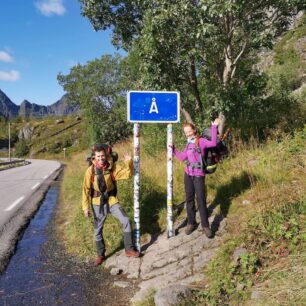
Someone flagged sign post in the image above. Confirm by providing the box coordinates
[127,91,180,248]
[133,123,141,251]
[167,123,174,237]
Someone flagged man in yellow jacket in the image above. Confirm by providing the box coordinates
[82,144,140,266]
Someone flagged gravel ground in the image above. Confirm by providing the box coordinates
[0,177,139,306]
[41,210,139,306]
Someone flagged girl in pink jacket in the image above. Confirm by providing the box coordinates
[173,118,220,237]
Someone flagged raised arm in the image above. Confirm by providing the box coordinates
[201,118,220,150]
[113,153,133,180]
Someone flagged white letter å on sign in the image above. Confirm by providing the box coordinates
[149,98,159,114]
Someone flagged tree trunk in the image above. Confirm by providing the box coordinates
[218,112,226,137]
[181,107,193,124]
[189,59,203,112]
[223,45,232,88]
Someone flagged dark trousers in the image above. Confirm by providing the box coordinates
[184,173,209,228]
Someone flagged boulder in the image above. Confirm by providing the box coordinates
[18,124,34,141]
[154,285,192,306]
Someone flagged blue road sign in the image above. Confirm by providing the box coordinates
[127,91,180,123]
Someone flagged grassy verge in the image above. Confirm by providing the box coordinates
[185,127,306,305]
[55,138,185,259]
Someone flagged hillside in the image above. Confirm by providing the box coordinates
[0,116,88,159]
[266,13,306,104]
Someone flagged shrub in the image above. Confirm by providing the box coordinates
[15,139,29,157]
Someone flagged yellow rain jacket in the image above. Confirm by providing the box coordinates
[82,159,133,212]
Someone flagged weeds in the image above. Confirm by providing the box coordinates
[189,127,306,305]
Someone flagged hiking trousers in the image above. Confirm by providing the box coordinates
[92,203,133,256]
[184,173,209,228]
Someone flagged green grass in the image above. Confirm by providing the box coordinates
[56,125,306,305]
[183,127,306,306]
[133,289,156,306]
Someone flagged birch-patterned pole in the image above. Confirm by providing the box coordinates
[167,123,174,237]
[133,123,141,251]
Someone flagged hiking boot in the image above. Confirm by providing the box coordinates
[185,224,197,235]
[95,255,105,266]
[125,249,140,258]
[202,227,213,238]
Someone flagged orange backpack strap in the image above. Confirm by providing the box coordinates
[90,164,95,184]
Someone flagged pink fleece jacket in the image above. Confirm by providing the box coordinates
[173,124,218,176]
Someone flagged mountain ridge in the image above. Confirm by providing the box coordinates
[0,89,79,118]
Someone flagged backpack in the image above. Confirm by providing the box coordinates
[198,128,230,174]
[87,143,118,200]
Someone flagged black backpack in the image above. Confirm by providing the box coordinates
[199,128,229,174]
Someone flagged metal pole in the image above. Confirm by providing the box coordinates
[8,120,11,162]
[133,123,141,251]
[167,123,174,237]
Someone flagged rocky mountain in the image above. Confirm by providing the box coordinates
[19,100,48,117]
[0,89,19,118]
[46,94,80,116]
[0,89,80,118]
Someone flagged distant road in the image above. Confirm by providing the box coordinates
[0,159,61,229]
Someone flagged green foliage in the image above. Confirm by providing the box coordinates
[286,125,306,154]
[58,54,132,145]
[79,0,306,142]
[10,130,18,145]
[15,139,29,157]
[193,240,259,305]
[248,199,305,249]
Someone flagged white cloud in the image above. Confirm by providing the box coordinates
[0,70,20,81]
[35,0,66,16]
[0,51,14,63]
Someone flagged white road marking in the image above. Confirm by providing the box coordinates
[5,196,25,212]
[43,175,48,179]
[31,182,40,190]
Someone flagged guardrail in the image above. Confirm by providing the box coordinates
[0,159,26,167]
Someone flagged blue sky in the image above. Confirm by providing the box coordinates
[0,0,119,106]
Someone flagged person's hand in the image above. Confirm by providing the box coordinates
[124,153,132,162]
[168,144,175,150]
[84,209,91,218]
[212,118,221,125]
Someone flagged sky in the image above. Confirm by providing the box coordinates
[0,0,120,106]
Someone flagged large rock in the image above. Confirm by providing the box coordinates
[154,285,192,306]
[18,124,34,141]
[107,212,227,305]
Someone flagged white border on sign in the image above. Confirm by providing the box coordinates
[127,90,180,123]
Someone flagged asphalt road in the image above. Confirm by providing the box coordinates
[0,159,61,230]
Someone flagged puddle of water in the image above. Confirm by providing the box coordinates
[0,185,87,306]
